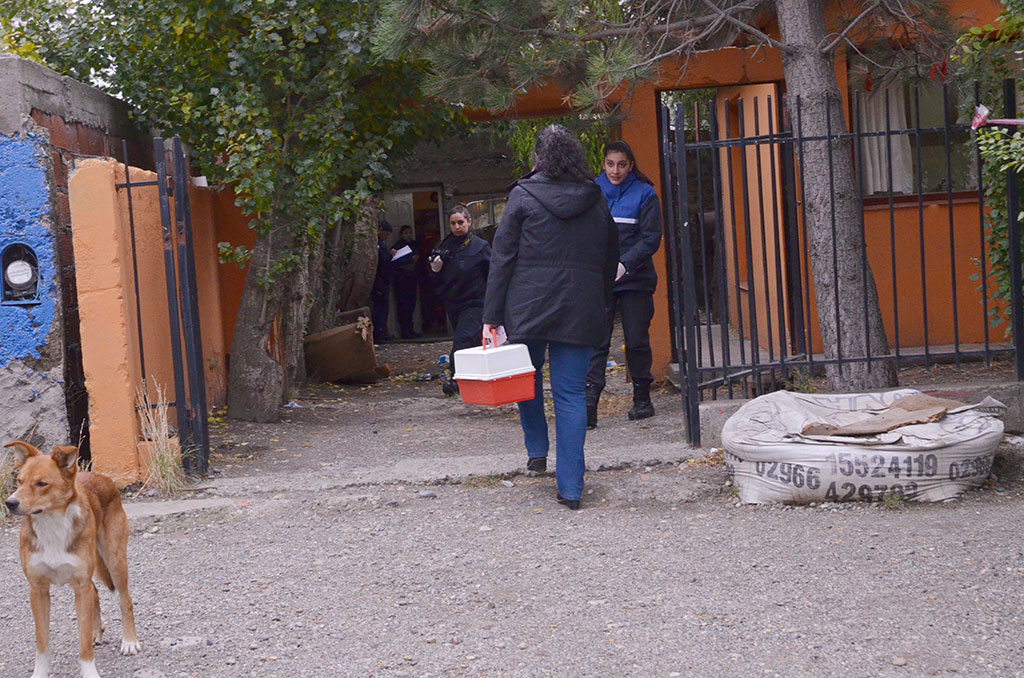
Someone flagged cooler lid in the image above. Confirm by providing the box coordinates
[453,343,536,381]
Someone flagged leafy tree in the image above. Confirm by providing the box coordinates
[376,0,957,391]
[955,0,1024,335]
[491,115,611,178]
[2,0,461,421]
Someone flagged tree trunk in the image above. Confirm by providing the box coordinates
[338,200,378,312]
[226,224,290,422]
[307,218,344,335]
[281,246,312,395]
[777,0,897,391]
[306,201,378,334]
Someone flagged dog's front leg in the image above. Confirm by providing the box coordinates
[29,583,51,678]
[73,582,101,678]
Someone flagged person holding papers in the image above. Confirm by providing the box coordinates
[391,225,421,339]
[430,205,491,396]
[586,141,663,428]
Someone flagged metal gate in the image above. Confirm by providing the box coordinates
[661,79,1024,446]
[117,137,210,474]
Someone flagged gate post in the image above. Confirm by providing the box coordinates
[674,103,703,446]
[153,138,191,464]
[1004,80,1024,380]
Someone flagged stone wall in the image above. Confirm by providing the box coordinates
[0,55,150,456]
[392,128,516,206]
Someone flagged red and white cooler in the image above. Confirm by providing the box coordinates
[453,342,536,406]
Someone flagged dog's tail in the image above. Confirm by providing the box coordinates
[95,554,115,591]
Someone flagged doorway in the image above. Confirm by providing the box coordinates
[382,187,448,338]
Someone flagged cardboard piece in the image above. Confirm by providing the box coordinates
[304,316,385,383]
[801,393,970,437]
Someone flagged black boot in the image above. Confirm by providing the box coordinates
[585,383,601,429]
[441,374,459,397]
[628,382,655,421]
[527,457,547,473]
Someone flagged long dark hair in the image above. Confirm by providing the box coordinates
[603,140,654,186]
[533,124,592,183]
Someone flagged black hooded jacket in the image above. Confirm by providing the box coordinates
[483,173,619,347]
[431,232,491,311]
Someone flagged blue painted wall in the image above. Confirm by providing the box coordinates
[0,134,57,367]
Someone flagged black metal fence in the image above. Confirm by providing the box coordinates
[661,79,1024,446]
[118,137,210,474]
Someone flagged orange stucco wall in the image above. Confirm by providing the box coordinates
[617,48,787,376]
[212,190,255,353]
[70,159,232,483]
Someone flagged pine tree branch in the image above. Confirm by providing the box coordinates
[424,0,758,43]
[820,0,881,54]
[698,0,791,53]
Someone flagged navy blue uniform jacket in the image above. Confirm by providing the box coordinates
[595,171,663,293]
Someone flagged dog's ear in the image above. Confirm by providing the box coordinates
[4,441,41,467]
[50,446,79,475]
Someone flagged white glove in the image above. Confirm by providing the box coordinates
[430,256,443,273]
[615,262,626,281]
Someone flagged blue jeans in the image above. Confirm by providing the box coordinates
[517,340,591,501]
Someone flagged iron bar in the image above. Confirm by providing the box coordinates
[120,139,147,386]
[884,87,901,368]
[766,95,788,378]
[171,138,210,475]
[752,99,778,383]
[913,87,931,369]
[708,99,734,398]
[943,84,961,367]
[974,81,992,366]
[693,102,716,368]
[737,99,762,389]
[153,137,190,461]
[795,95,815,377]
[674,102,702,444]
[825,94,843,374]
[853,91,871,373]
[1004,79,1024,379]
[658,104,687,422]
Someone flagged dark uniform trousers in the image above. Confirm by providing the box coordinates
[447,304,484,375]
[393,271,418,338]
[586,291,655,392]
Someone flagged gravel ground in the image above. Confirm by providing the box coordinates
[2,333,1024,677]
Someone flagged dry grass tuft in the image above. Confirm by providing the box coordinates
[137,382,189,498]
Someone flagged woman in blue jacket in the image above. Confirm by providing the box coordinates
[587,141,663,428]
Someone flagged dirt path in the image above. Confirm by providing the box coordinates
[207,332,693,494]
[3,335,1024,676]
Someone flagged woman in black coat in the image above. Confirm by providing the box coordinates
[430,204,491,395]
[482,125,619,510]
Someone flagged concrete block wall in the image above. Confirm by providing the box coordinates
[0,55,150,457]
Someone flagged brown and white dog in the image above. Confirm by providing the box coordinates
[4,441,140,678]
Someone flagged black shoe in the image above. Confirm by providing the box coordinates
[628,399,655,420]
[556,493,580,510]
[527,457,547,473]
